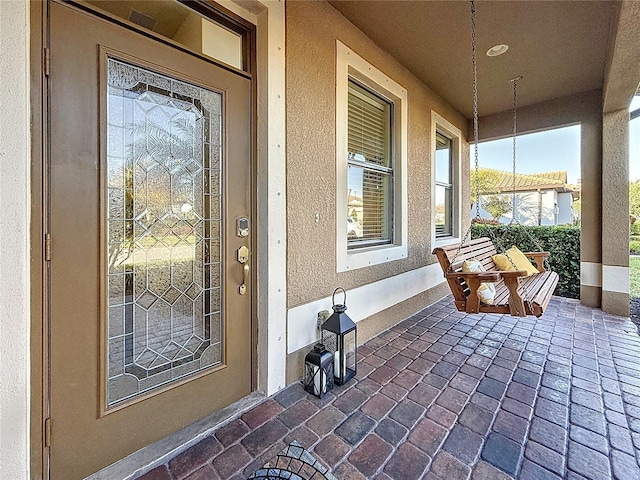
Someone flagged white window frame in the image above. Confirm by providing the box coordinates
[431,111,462,247]
[336,40,407,272]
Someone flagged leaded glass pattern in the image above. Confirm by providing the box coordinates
[106,58,223,406]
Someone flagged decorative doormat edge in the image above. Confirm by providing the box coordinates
[247,441,338,480]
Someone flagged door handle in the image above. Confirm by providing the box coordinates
[239,263,249,295]
[237,246,249,295]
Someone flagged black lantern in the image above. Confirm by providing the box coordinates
[322,287,357,386]
[303,343,334,398]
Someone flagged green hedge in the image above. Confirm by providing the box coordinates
[631,240,640,255]
[471,224,580,299]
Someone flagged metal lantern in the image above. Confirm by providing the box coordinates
[303,343,334,398]
[322,287,357,386]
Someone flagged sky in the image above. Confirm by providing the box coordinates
[476,96,640,184]
[476,125,581,184]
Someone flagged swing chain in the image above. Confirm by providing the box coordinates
[444,1,549,315]
[471,0,481,222]
[451,0,515,272]
[446,0,479,271]
[511,77,519,225]
[509,78,536,309]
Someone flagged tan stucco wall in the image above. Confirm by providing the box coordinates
[285,0,467,309]
[602,291,630,317]
[599,0,639,317]
[581,285,602,309]
[475,90,604,309]
[580,97,604,271]
[0,1,31,478]
[603,1,640,113]
[602,110,630,268]
[602,109,630,316]
[286,283,450,384]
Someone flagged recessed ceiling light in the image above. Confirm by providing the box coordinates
[486,44,509,57]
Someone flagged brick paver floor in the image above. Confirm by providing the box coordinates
[138,296,640,479]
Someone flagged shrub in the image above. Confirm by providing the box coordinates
[631,257,640,299]
[631,240,640,255]
[630,235,640,242]
[632,222,640,235]
[472,224,580,299]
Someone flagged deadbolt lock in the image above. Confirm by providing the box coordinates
[237,217,249,238]
[237,246,249,264]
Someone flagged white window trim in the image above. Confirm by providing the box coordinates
[336,40,408,272]
[431,111,462,248]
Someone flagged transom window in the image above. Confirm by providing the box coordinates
[347,80,393,248]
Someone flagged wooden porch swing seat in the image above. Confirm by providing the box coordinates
[433,237,559,317]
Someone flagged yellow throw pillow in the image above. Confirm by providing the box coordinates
[462,259,495,305]
[492,246,539,276]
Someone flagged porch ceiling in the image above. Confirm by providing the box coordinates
[328,0,617,118]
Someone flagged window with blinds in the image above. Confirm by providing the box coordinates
[347,80,393,248]
[435,131,453,237]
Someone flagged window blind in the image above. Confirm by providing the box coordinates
[347,80,393,247]
[348,88,389,167]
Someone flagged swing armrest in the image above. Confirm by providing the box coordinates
[449,272,501,314]
[498,270,528,278]
[522,251,550,273]
[445,271,502,283]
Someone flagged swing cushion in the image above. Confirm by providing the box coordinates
[492,246,539,276]
[462,259,496,305]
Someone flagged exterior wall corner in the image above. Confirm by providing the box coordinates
[0,1,31,479]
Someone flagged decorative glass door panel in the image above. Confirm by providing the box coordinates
[106,59,224,406]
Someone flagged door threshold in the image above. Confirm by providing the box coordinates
[86,392,266,480]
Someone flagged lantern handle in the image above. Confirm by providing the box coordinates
[332,287,346,307]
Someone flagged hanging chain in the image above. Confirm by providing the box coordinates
[471,0,481,221]
[448,2,545,315]
[507,75,538,312]
[510,76,520,225]
[446,0,479,272]
[508,75,550,272]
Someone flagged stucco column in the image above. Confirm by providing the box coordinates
[601,109,630,316]
[579,108,604,308]
[0,1,31,478]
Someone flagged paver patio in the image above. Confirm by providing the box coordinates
[137,296,640,479]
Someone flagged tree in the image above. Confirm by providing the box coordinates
[630,180,640,221]
[483,195,511,221]
[470,168,501,203]
[572,197,581,226]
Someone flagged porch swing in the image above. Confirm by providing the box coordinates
[432,0,559,317]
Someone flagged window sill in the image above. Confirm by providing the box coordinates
[337,242,407,272]
[434,236,461,248]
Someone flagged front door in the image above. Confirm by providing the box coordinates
[47,2,253,477]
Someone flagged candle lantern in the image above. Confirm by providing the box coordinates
[303,343,334,398]
[322,287,357,386]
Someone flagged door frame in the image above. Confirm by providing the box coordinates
[30,1,261,477]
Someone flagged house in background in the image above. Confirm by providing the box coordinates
[1,0,638,478]
[473,169,579,225]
